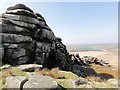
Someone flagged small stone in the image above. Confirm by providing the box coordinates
[18,64,43,72]
[75,80,87,86]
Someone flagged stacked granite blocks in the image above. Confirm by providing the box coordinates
[0,4,72,70]
[0,4,55,66]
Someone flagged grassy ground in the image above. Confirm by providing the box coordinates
[0,64,118,89]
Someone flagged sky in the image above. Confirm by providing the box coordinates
[0,1,118,45]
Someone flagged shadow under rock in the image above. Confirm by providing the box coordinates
[71,64,114,80]
[97,73,114,80]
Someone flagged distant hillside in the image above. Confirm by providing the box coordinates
[67,43,118,53]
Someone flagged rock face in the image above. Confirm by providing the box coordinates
[0,3,72,70]
[23,73,58,89]
[5,73,58,89]
[5,76,28,88]
[0,3,109,71]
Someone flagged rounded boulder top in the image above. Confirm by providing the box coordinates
[56,37,62,42]
[7,3,33,13]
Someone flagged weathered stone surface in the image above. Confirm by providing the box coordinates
[0,24,30,35]
[0,33,32,43]
[1,18,36,30]
[18,64,43,72]
[35,41,51,65]
[34,12,44,21]
[23,73,58,89]
[0,3,109,74]
[4,48,28,65]
[6,9,37,19]
[5,76,27,88]
[2,13,40,25]
[41,25,51,31]
[39,29,55,41]
[7,3,33,13]
[36,42,51,52]
[0,48,4,66]
[12,48,26,58]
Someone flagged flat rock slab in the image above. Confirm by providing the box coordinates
[2,13,40,25]
[6,9,37,19]
[0,24,30,35]
[7,3,33,12]
[18,64,43,72]
[34,12,45,21]
[39,29,55,41]
[0,33,32,43]
[1,18,36,30]
[23,73,58,89]
[5,76,27,88]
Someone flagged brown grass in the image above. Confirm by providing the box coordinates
[0,67,26,86]
[86,76,102,82]
[35,67,65,79]
[90,64,118,78]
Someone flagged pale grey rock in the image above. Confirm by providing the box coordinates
[5,76,27,88]
[18,64,43,72]
[6,9,37,19]
[0,23,30,35]
[0,33,32,43]
[23,73,58,89]
[7,44,18,49]
[2,13,40,25]
[1,18,36,29]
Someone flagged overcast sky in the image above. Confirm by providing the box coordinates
[0,1,118,45]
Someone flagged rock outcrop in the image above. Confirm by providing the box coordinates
[0,3,72,70]
[0,3,109,71]
[5,73,58,89]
